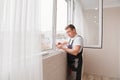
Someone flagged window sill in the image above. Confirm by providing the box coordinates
[41,49,66,60]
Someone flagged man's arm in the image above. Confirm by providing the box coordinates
[62,45,81,56]
[56,41,68,47]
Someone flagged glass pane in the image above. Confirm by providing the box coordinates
[80,0,102,48]
[56,0,67,43]
[40,0,53,50]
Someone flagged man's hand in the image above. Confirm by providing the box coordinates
[56,42,64,49]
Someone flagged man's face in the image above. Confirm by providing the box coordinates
[66,28,76,38]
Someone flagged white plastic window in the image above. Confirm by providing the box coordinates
[56,0,67,43]
[40,0,53,50]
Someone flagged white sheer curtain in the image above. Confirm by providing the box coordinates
[0,0,43,80]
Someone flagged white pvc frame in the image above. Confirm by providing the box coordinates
[70,0,103,49]
[84,0,103,48]
[52,0,103,49]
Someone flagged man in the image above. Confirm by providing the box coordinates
[56,24,83,80]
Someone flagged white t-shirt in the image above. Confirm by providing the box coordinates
[68,34,83,52]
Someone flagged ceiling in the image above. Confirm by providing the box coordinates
[80,0,120,9]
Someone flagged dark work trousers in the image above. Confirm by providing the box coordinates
[67,40,83,80]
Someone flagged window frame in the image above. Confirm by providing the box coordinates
[82,0,103,49]
[40,0,54,51]
[71,0,103,49]
[52,0,69,50]
[52,0,57,49]
[40,0,69,51]
[41,0,103,52]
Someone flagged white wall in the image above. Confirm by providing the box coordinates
[83,7,120,78]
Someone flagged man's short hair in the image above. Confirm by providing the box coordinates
[65,24,76,30]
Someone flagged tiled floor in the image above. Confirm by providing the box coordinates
[82,73,120,80]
